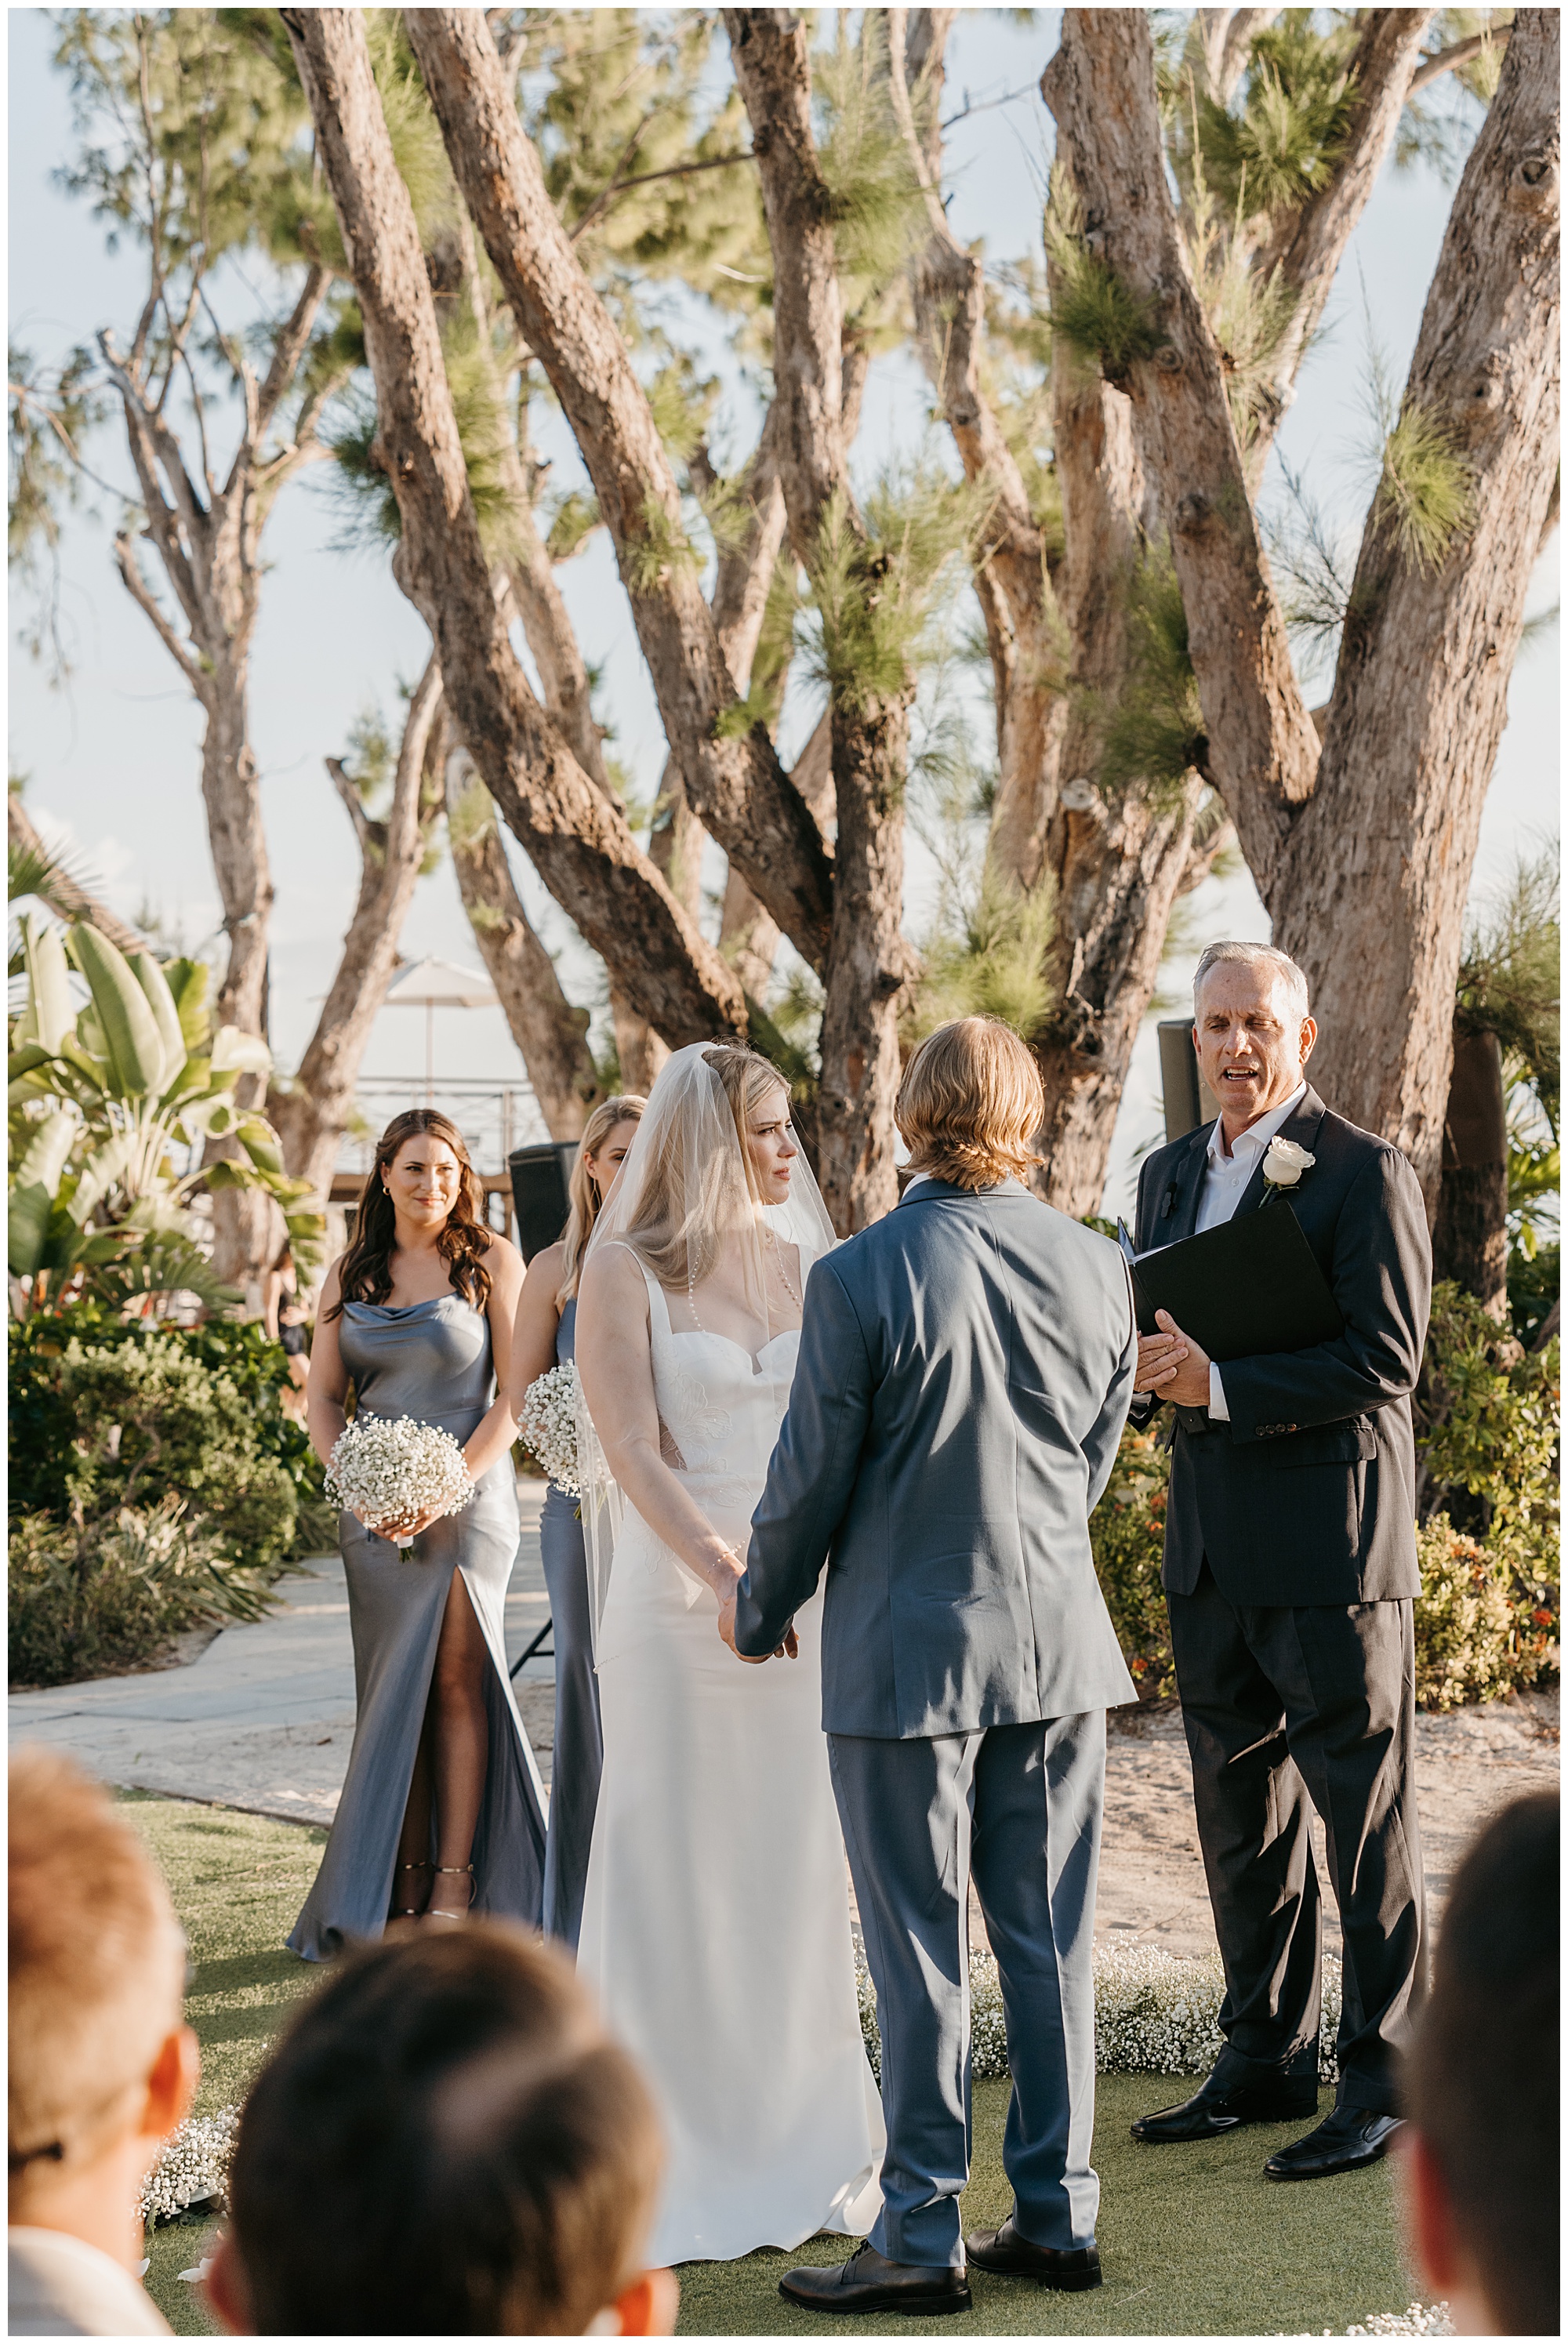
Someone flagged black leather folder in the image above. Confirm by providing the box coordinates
[1116,1203,1345,1362]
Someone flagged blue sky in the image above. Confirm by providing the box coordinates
[8,8,1558,1212]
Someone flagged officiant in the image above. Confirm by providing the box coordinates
[1128,942,1431,2183]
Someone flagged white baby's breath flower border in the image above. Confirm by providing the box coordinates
[855,1939,1343,2086]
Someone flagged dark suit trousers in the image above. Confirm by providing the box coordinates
[828,1715,1104,2270]
[1167,1566,1425,2114]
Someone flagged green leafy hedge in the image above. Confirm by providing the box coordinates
[1093,1281,1559,1711]
[8,1302,329,1688]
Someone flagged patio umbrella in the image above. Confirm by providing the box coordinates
[382,956,499,1101]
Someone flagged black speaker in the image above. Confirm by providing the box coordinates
[507,1141,580,1263]
[1156,1020,1222,1144]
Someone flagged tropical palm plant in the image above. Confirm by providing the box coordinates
[8,915,323,1313]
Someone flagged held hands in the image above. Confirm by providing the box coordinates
[713,1547,798,1664]
[361,1506,442,1544]
[1134,1309,1212,1408]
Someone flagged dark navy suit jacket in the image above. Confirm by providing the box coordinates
[1131,1085,1432,1606]
[735,1178,1138,1736]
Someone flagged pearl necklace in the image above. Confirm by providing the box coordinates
[686,1232,801,1332]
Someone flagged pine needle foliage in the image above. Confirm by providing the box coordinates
[1097,543,1208,802]
[813,17,927,308]
[622,492,700,594]
[909,866,1057,1044]
[804,464,989,718]
[1374,399,1476,575]
[1193,14,1362,222]
[1044,176,1163,383]
[1182,161,1300,450]
[1457,847,1560,1137]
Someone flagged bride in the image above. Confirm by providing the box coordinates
[574,1042,883,2266]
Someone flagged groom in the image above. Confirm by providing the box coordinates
[720,1018,1138,2316]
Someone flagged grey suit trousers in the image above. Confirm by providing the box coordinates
[828,1714,1105,2270]
[1167,1566,1425,2114]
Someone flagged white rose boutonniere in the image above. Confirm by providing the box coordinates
[1261,1134,1316,1202]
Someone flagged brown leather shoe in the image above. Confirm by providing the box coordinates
[964,2219,1102,2290]
[779,2241,972,2317]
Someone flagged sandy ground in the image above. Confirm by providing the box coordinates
[1094,1686,1559,1958]
[9,1482,1557,1958]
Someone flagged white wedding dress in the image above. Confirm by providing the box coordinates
[577,1255,884,2266]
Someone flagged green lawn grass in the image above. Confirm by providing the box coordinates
[125,1794,1423,2339]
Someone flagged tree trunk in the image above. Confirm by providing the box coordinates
[1034,781,1207,1214]
[816,694,912,1229]
[445,753,606,1139]
[725,5,919,1229]
[1044,9,1561,1207]
[1431,1024,1509,1315]
[269,657,446,1206]
[282,7,746,1050]
[1271,11,1560,1198]
[404,7,835,974]
[1040,13,1321,907]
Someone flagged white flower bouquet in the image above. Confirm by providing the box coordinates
[517,1362,583,1497]
[324,1413,476,1548]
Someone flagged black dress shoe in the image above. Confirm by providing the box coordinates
[1264,2106,1403,2180]
[964,2219,1102,2291]
[1131,2072,1319,2143]
[779,2241,972,2317]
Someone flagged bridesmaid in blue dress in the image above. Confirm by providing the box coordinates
[289,1109,545,1959]
[509,1094,644,1950]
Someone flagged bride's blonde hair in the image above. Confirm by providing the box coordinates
[618,1046,786,1290]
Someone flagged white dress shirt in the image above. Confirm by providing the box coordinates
[1193,1081,1308,1421]
[8,2229,171,2336]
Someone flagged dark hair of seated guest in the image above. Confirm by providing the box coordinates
[1402,1789,1559,2338]
[212,1926,665,2336]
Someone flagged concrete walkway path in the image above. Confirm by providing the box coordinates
[8,1484,557,1828]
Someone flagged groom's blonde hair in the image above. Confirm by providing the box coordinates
[896,1018,1044,1192]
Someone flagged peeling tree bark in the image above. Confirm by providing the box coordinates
[282,7,745,1054]
[726,5,916,1230]
[403,6,833,975]
[445,751,607,1138]
[269,657,447,1209]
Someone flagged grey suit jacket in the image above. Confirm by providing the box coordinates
[1131,1085,1432,1606]
[735,1178,1139,1737]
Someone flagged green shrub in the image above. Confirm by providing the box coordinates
[9,1499,283,1689]
[1088,1424,1178,1699]
[1092,1282,1559,1711]
[9,1301,325,1555]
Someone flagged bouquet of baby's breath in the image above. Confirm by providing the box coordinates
[517,1363,582,1497]
[325,1414,475,1548]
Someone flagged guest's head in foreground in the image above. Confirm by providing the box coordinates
[9,1747,198,2285]
[209,1926,673,2337]
[1191,941,1317,1138]
[557,1094,646,1304]
[1399,1790,1558,2337]
[328,1107,492,1319]
[895,1015,1044,1192]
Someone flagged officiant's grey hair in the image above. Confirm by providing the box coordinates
[1193,942,1310,1022]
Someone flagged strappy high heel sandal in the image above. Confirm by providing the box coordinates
[424,1864,476,1926]
[385,1860,431,1940]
